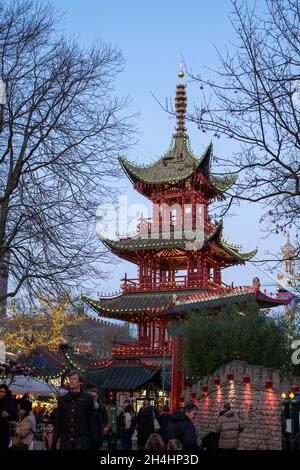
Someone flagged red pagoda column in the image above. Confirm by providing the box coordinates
[171,336,184,412]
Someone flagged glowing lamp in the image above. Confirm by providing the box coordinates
[280,392,287,399]
[214,378,221,386]
[289,392,295,399]
[243,376,250,384]
[227,373,234,381]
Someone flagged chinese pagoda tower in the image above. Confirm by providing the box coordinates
[83,69,290,410]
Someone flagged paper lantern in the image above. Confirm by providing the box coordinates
[243,376,250,384]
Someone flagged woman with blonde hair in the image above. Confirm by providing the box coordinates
[145,433,165,450]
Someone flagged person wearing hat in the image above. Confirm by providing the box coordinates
[12,396,36,450]
[216,402,244,450]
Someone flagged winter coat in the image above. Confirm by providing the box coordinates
[54,390,95,443]
[136,405,160,449]
[12,413,36,447]
[166,411,201,452]
[0,392,19,448]
[92,403,108,443]
[159,411,171,442]
[216,409,244,449]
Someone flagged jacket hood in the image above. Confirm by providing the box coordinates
[170,411,190,423]
[224,409,235,417]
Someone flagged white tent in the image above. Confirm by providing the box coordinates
[0,375,67,397]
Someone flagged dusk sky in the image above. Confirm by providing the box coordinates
[52,0,289,296]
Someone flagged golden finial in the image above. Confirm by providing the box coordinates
[178,62,184,79]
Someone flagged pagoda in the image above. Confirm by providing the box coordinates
[83,69,291,411]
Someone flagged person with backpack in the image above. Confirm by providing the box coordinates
[120,399,136,450]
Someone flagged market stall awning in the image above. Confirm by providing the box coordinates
[0,375,67,396]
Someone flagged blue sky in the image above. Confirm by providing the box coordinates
[52,0,287,296]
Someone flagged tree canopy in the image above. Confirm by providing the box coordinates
[0,0,133,313]
[187,0,300,264]
[184,301,299,380]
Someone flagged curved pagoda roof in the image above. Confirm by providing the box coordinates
[119,80,237,194]
[119,140,237,192]
[82,288,292,323]
[98,222,257,265]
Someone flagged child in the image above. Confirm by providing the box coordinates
[43,420,59,450]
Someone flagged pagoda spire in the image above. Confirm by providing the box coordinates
[175,64,187,137]
[281,231,296,276]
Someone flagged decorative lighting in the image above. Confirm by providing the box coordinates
[280,392,287,399]
[243,376,250,384]
[202,386,208,393]
[289,392,295,399]
[227,373,234,381]
[214,378,221,386]
[265,380,273,389]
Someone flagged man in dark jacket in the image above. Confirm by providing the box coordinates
[159,405,171,443]
[54,370,95,450]
[0,384,19,450]
[167,402,201,452]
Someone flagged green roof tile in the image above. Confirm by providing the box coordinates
[119,138,236,193]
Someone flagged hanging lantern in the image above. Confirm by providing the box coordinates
[227,373,234,381]
[243,376,250,384]
[265,380,273,389]
[214,378,221,386]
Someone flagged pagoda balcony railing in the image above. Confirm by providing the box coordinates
[135,216,214,235]
[122,274,229,293]
[117,217,215,241]
[111,340,171,357]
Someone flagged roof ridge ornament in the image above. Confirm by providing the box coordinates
[175,64,187,138]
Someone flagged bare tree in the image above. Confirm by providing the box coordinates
[187,0,300,265]
[0,1,133,314]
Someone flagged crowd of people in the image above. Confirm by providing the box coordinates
[0,370,246,451]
